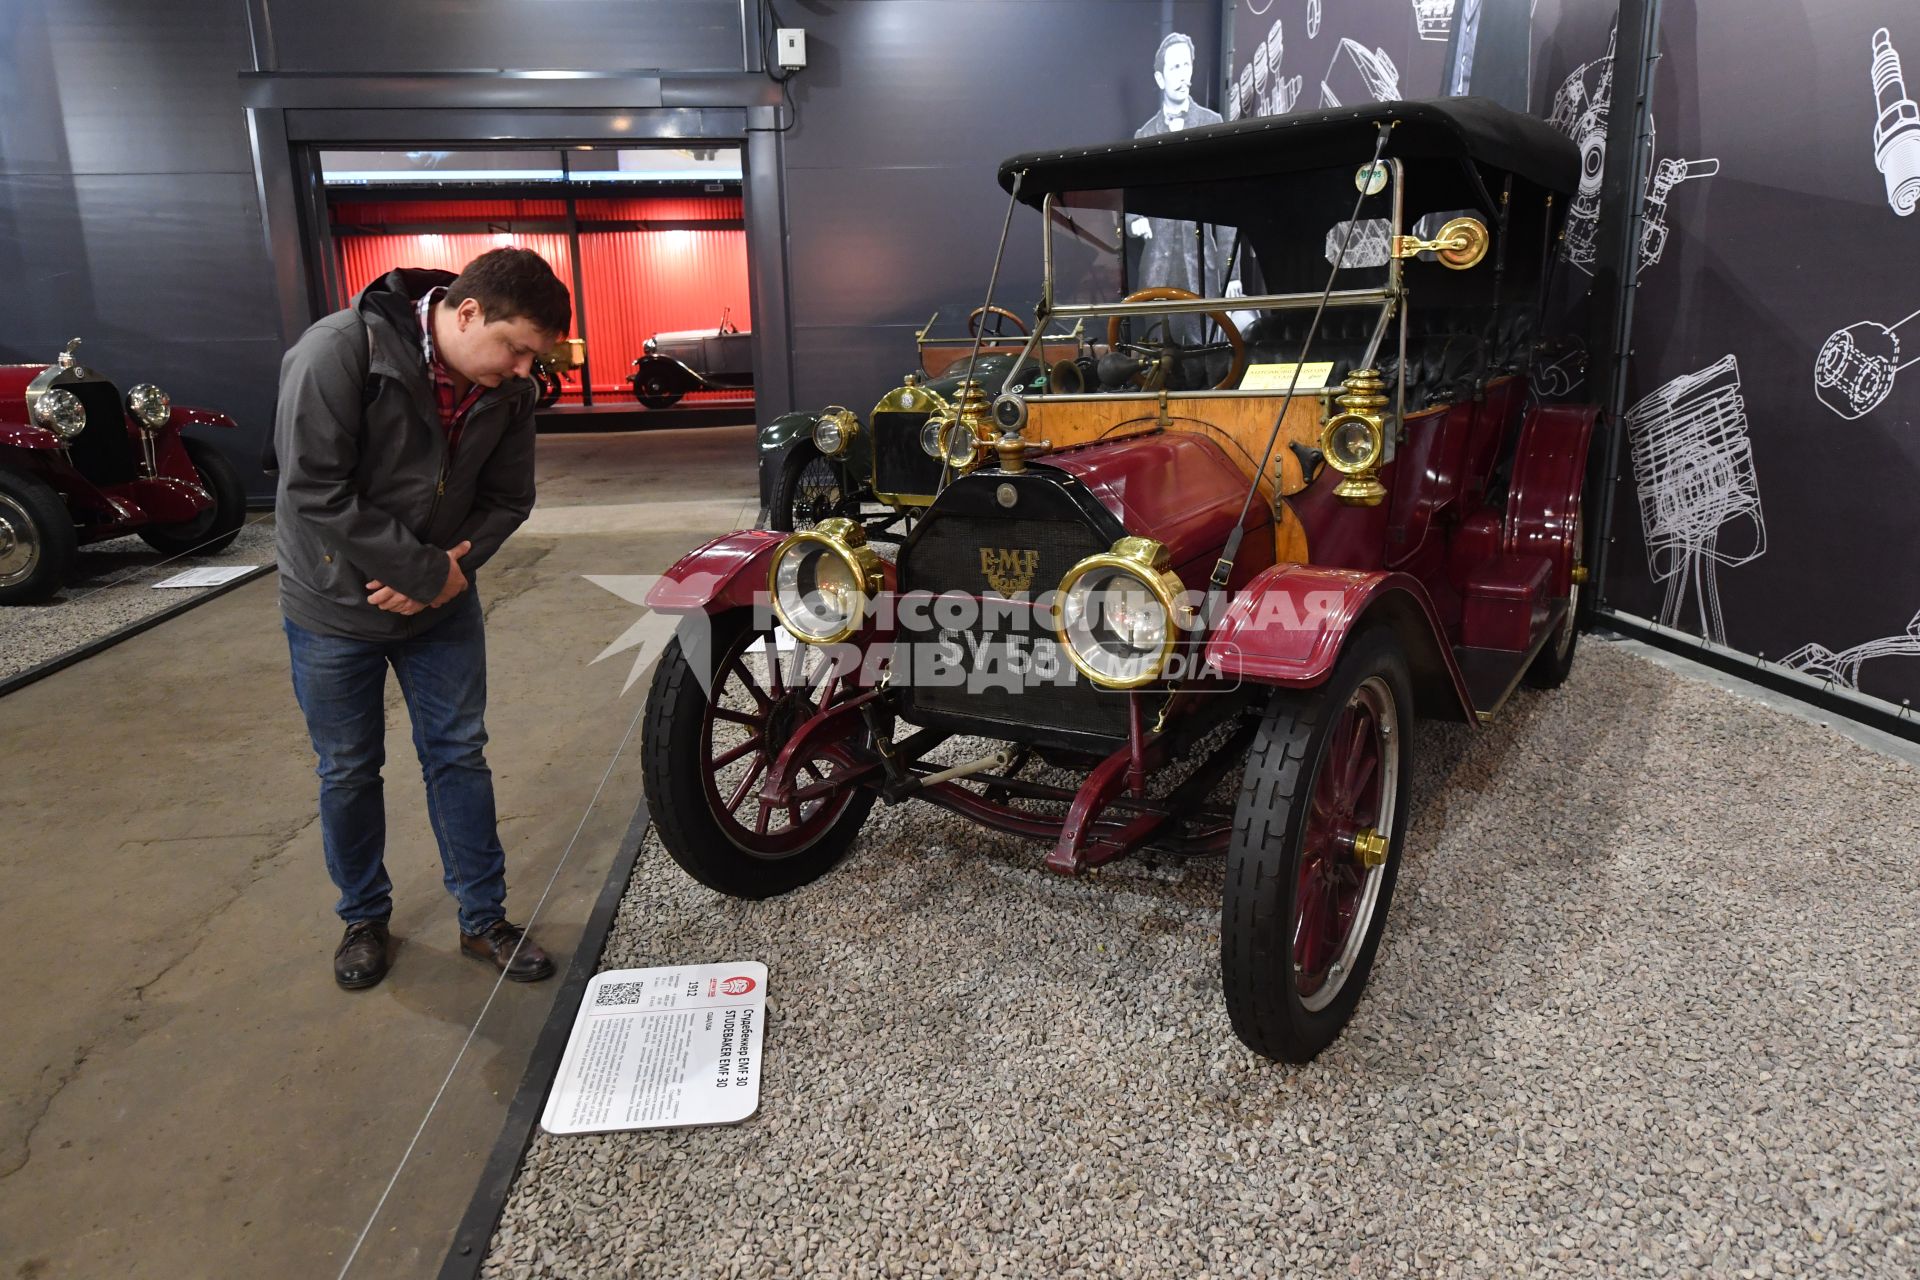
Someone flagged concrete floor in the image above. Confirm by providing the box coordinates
[0,426,759,1279]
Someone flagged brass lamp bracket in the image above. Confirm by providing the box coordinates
[1390,216,1490,270]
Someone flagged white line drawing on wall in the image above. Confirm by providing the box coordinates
[1872,27,1920,216]
[1239,19,1304,119]
[1783,612,1920,690]
[1533,336,1588,399]
[1547,24,1718,276]
[1325,218,1396,268]
[1307,0,1323,40]
[1625,355,1767,645]
[1813,306,1920,419]
[1414,0,1455,42]
[1320,39,1401,108]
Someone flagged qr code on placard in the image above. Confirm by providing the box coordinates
[593,981,648,1006]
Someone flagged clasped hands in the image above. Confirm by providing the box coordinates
[366,540,471,616]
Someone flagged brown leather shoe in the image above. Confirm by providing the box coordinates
[335,920,391,990]
[460,919,554,983]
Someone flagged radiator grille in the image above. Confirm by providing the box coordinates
[65,382,140,486]
[897,487,1145,745]
[871,410,942,501]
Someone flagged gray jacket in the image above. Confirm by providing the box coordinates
[274,268,538,641]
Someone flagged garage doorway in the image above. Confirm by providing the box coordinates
[311,143,753,425]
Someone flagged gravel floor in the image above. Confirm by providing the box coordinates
[485,640,1920,1279]
[0,514,276,682]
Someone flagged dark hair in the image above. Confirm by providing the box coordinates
[1154,31,1194,77]
[446,248,572,337]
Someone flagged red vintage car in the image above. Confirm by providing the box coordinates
[640,100,1594,1062]
[0,339,246,603]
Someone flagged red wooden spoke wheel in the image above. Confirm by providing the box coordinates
[1221,629,1412,1062]
[1291,676,1397,1012]
[698,624,862,856]
[642,610,877,898]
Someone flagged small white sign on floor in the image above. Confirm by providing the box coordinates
[151,566,259,589]
[541,962,767,1135]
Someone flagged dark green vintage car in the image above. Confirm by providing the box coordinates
[762,309,1083,535]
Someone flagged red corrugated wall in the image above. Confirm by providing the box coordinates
[329,194,750,407]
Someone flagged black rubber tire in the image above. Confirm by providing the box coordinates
[641,609,876,899]
[1221,627,1415,1063]
[632,371,683,410]
[768,441,858,533]
[0,467,78,605]
[138,438,246,557]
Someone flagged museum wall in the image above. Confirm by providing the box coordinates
[1529,0,1920,715]
[0,0,285,495]
[1221,0,1920,716]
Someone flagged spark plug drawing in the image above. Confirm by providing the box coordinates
[1414,0,1454,42]
[1626,355,1767,646]
[1872,28,1920,216]
[1320,39,1401,109]
[1814,306,1920,419]
[1784,611,1920,691]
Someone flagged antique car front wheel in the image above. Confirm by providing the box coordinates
[641,608,878,898]
[1221,628,1413,1062]
[769,442,860,533]
[0,468,78,605]
[138,438,246,557]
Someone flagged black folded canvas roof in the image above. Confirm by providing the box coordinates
[996,98,1580,205]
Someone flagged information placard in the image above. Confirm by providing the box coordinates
[1239,361,1336,391]
[540,962,767,1135]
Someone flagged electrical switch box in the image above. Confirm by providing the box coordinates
[775,28,807,70]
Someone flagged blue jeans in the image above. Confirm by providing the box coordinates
[285,592,509,935]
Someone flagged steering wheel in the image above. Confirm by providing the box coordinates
[968,305,1031,339]
[1105,287,1247,391]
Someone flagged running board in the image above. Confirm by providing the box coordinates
[1454,598,1571,723]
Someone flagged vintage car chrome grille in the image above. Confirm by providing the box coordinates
[896,478,1153,748]
[870,410,943,503]
[65,381,140,486]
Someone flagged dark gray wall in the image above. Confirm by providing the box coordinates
[0,0,284,495]
[776,0,1223,413]
[4,0,1215,503]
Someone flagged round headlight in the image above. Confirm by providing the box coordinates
[944,419,981,468]
[769,518,881,645]
[811,407,856,458]
[32,387,87,440]
[1321,412,1383,474]
[127,383,171,432]
[921,417,947,458]
[1057,539,1183,689]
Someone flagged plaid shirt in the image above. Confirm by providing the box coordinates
[417,287,483,457]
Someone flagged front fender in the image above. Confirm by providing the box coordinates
[759,410,822,455]
[646,529,786,614]
[1205,564,1476,722]
[631,354,699,392]
[169,406,238,432]
[0,421,64,451]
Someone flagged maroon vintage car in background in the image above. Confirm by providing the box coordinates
[0,339,246,603]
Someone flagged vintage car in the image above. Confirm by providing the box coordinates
[761,308,1085,534]
[640,100,1593,1063]
[0,339,246,604]
[630,311,752,409]
[533,336,586,410]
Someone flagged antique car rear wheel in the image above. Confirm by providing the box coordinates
[1222,628,1413,1063]
[0,469,77,605]
[769,442,860,533]
[138,438,246,557]
[642,608,877,898]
